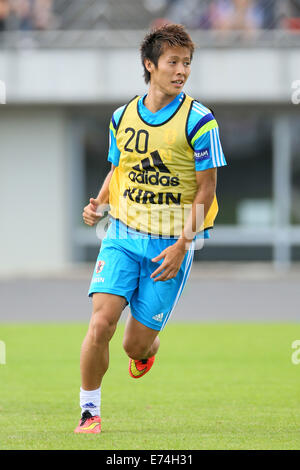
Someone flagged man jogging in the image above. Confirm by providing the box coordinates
[74,23,227,434]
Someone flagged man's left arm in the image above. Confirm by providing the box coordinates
[178,168,217,248]
[151,168,217,282]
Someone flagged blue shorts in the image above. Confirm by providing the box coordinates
[88,219,196,331]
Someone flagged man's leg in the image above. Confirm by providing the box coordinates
[80,292,127,390]
[74,293,126,433]
[122,313,160,361]
[75,292,127,433]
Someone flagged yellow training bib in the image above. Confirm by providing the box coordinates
[109,94,218,237]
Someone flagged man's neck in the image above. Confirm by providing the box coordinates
[143,88,180,113]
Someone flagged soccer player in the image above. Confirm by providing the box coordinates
[74,23,227,434]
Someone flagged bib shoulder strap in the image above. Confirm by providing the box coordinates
[116,95,140,134]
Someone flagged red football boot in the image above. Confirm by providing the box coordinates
[74,410,101,434]
[129,355,155,379]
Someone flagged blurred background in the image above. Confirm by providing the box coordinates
[0,0,300,322]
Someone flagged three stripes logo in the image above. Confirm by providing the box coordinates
[132,150,170,174]
[128,150,179,187]
[152,313,164,322]
[82,402,97,409]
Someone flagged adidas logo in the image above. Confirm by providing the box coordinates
[133,150,170,173]
[124,149,181,205]
[128,150,179,187]
[152,313,164,322]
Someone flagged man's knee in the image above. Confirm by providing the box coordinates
[122,338,149,360]
[89,309,117,345]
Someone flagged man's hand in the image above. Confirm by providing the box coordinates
[150,242,188,282]
[82,198,103,226]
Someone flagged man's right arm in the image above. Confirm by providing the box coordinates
[82,163,116,226]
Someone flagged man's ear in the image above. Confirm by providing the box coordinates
[144,58,153,73]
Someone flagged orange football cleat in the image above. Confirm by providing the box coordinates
[74,410,101,434]
[129,355,155,379]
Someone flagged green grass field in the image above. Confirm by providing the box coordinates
[0,323,299,450]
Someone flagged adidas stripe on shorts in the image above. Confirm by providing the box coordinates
[88,218,195,331]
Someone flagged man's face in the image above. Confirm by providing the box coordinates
[146,45,192,96]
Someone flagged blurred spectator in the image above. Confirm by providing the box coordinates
[209,0,263,31]
[290,0,300,15]
[144,0,171,30]
[281,0,300,30]
[8,0,34,31]
[259,0,278,30]
[163,0,267,31]
[2,0,299,34]
[0,0,10,31]
[143,0,169,13]
[32,0,56,30]
[164,0,211,29]
[5,0,55,31]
